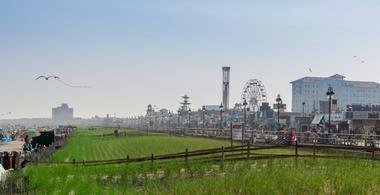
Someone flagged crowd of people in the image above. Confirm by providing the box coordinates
[0,128,20,143]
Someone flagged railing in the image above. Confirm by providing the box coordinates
[134,127,380,148]
[36,142,379,167]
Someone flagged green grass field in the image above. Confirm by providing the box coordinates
[7,127,380,194]
[51,128,237,161]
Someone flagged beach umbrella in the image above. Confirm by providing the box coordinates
[23,130,41,138]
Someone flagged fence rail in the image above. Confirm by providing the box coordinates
[36,142,379,167]
[137,127,380,148]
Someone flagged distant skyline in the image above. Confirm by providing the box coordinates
[1,0,380,119]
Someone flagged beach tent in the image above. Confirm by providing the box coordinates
[23,130,41,138]
[1,137,11,142]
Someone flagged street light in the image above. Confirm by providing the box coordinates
[188,108,191,128]
[242,98,248,144]
[177,109,181,128]
[202,106,206,128]
[302,102,306,117]
[168,112,172,128]
[219,103,224,129]
[155,114,158,129]
[161,111,164,128]
[326,86,335,133]
[276,94,283,130]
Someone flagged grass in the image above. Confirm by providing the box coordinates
[51,128,237,161]
[139,157,380,195]
[7,127,380,194]
[22,157,380,194]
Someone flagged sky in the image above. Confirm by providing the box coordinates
[1,0,380,119]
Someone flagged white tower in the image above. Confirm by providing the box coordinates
[222,66,230,109]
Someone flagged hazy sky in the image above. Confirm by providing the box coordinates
[1,0,380,118]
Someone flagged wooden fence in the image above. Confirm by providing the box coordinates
[2,142,379,194]
[38,142,379,167]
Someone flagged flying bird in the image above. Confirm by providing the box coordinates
[35,75,91,88]
[35,75,50,80]
[308,68,313,73]
[35,75,60,80]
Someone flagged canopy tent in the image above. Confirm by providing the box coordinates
[311,114,325,125]
[23,130,41,138]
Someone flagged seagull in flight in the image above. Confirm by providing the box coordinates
[35,75,60,80]
[35,75,91,88]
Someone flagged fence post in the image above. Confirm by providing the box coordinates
[127,155,130,163]
[221,146,225,162]
[247,142,251,159]
[313,141,316,157]
[295,141,298,157]
[72,159,76,165]
[185,148,188,164]
[372,143,375,161]
[151,154,154,164]
[23,176,29,194]
[230,122,233,147]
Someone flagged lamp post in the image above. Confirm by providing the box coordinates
[243,98,248,144]
[219,103,224,129]
[202,106,206,128]
[155,114,158,129]
[168,112,172,129]
[161,111,164,128]
[148,116,152,135]
[326,86,335,133]
[302,102,305,117]
[276,94,283,130]
[188,108,191,128]
[177,109,181,128]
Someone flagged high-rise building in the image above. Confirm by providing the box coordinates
[291,74,380,114]
[52,103,74,120]
[222,66,230,109]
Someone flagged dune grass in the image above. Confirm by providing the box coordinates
[22,157,380,194]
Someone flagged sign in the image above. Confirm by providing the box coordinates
[273,104,287,110]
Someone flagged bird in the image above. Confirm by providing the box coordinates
[353,55,358,58]
[35,75,60,80]
[308,68,313,73]
[36,74,91,88]
[35,75,50,80]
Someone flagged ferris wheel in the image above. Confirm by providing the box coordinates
[241,79,267,111]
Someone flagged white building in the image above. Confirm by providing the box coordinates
[291,74,380,114]
[52,103,74,120]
